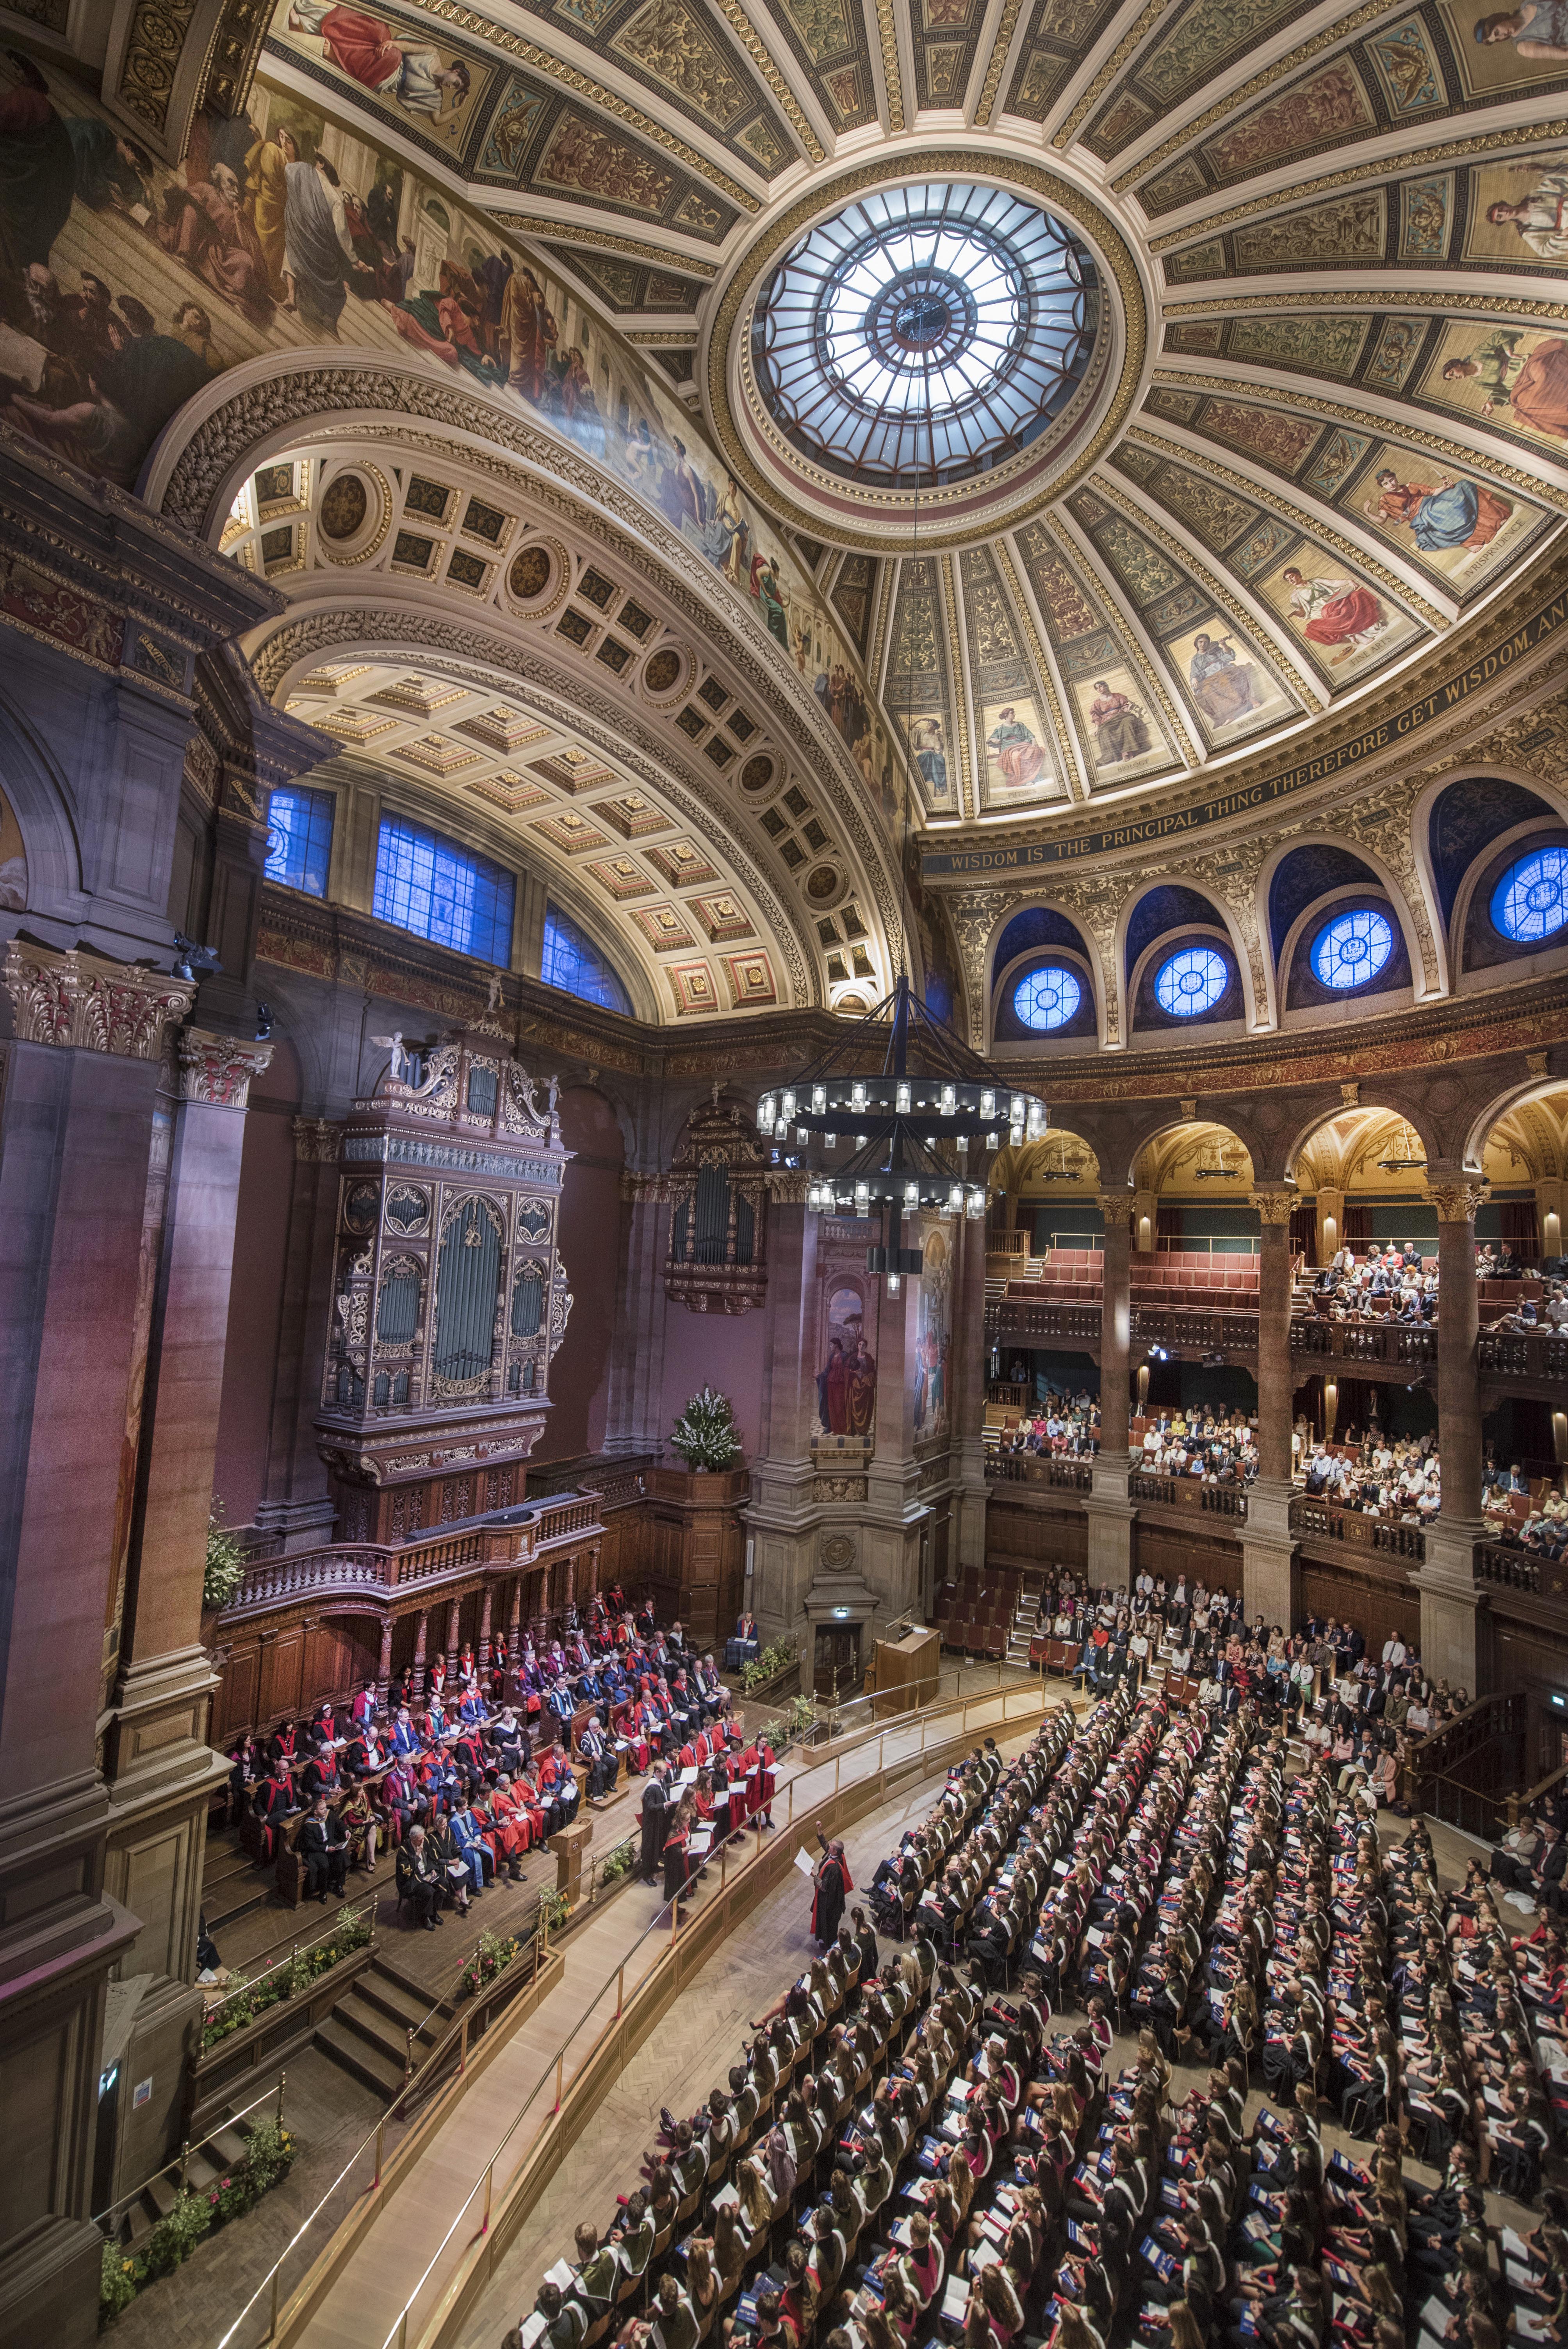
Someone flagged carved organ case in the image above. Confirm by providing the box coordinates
[318,1027,574,1528]
[663,1096,769,1314]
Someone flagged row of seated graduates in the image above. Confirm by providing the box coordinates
[1044,1691,1568,2349]
[226,1591,714,1895]
[514,1680,1174,2349]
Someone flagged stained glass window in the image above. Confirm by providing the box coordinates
[1154,944,1228,1018]
[1491,845,1568,944]
[542,904,631,1014]
[1310,906,1394,990]
[1011,964,1083,1030]
[264,784,335,897]
[753,182,1095,488]
[372,815,515,965]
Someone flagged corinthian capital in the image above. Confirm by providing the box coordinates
[3,938,194,1059]
[293,1117,340,1163]
[1249,1189,1296,1225]
[178,1028,273,1108]
[1095,1189,1133,1221]
[1424,1180,1490,1225]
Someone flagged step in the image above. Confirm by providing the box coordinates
[333,1988,416,2071]
[356,1965,440,2039]
[205,1875,273,1934]
[315,2014,409,2101]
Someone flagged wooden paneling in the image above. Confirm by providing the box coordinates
[1299,1561,1418,1652]
[212,1643,258,1746]
[259,1627,305,1722]
[1133,1522,1242,1600]
[987,1499,1087,1571]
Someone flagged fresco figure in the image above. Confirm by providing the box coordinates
[285,6,473,126]
[1362,468,1512,551]
[1486,170,1568,257]
[985,706,1044,790]
[1088,681,1151,764]
[1187,633,1259,727]
[1472,3,1568,57]
[911,716,948,797]
[1443,331,1568,439]
[817,1336,848,1434]
[845,1335,877,1437]
[1281,569,1388,663]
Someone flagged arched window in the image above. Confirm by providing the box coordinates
[1011,964,1082,1030]
[1153,944,1228,1017]
[542,905,632,1013]
[1491,845,1568,944]
[1310,906,1394,990]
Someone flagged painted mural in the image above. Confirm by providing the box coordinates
[1167,614,1297,746]
[0,39,876,768]
[912,1229,950,1441]
[815,1278,877,1438]
[1256,557,1420,681]
[1422,320,1568,453]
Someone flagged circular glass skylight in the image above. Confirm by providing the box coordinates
[1154,945,1229,1018]
[752,182,1096,489]
[1310,907,1395,991]
[1012,964,1083,1031]
[1491,845,1568,944]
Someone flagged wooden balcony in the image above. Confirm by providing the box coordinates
[217,1489,610,1626]
[983,1298,1102,1347]
[985,1453,1093,1493]
[1130,1305,1258,1358]
[1476,1328,1568,1398]
[1287,1495,1425,1563]
[1128,1472,1247,1520]
[1289,1318,1436,1371]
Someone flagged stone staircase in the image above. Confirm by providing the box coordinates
[315,1949,449,2100]
[118,2110,260,2250]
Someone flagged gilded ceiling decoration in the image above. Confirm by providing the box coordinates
[21,0,1557,1022]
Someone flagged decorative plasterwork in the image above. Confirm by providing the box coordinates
[178,1029,273,1109]
[1249,1187,1295,1223]
[1424,1181,1491,1223]
[2,941,194,1059]
[294,1117,342,1163]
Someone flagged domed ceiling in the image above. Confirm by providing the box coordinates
[34,0,1568,841]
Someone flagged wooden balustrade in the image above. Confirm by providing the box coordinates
[1288,1495,1426,1561]
[982,1300,1102,1345]
[1128,1472,1247,1519]
[1474,1540,1544,1595]
[1476,1329,1568,1385]
[1129,1306,1259,1355]
[985,1454,1093,1492]
[1289,1317,1437,1369]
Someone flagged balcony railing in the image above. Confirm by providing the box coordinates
[1476,1329,1568,1384]
[985,1453,1094,1492]
[1290,1318,1436,1369]
[220,1493,604,1621]
[982,1300,1102,1345]
[1130,1306,1259,1355]
[1474,1540,1547,1595]
[1287,1495,1425,1562]
[1128,1472,1247,1520]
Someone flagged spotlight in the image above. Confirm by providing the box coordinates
[1146,1344,1169,1362]
[1201,1350,1225,1368]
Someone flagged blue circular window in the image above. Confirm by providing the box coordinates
[1491,845,1568,944]
[1012,964,1082,1030]
[1154,944,1228,1017]
[1310,906,1395,991]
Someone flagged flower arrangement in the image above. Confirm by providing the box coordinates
[99,2120,298,2324]
[668,1387,742,1473]
[739,1638,798,1692]
[598,1838,636,1887]
[200,1905,372,2050]
[538,1887,570,1933]
[459,1926,521,1998]
[203,1501,248,1611]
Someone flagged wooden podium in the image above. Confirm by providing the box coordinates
[871,1626,940,1718]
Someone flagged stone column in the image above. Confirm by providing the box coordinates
[1086,1191,1134,1590]
[951,1211,990,1570]
[743,1191,821,1657]
[0,942,193,2346]
[1315,1186,1345,1269]
[1243,1189,1298,1627]
[1417,1177,1490,1692]
[602,1171,669,1456]
[254,1118,340,1552]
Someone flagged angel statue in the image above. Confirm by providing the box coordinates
[371,1031,408,1083]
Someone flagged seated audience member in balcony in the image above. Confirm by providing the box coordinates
[299,1792,348,1902]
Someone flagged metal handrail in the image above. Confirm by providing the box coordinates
[379,1677,1046,2349]
[210,1908,546,2349]
[94,2075,288,2231]
[202,1901,375,2035]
